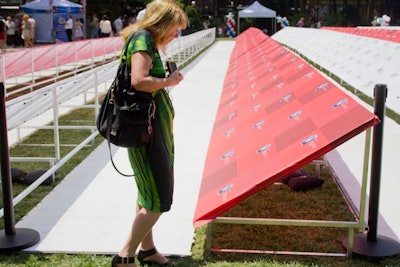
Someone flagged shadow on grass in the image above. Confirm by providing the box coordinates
[173,253,400,267]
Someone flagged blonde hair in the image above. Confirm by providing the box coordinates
[121,0,188,50]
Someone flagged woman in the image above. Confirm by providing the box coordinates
[111,1,188,266]
[74,18,84,40]
[6,16,16,48]
[21,14,32,48]
[0,16,6,52]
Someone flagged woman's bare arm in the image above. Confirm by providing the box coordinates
[130,51,183,92]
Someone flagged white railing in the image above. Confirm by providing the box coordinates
[0,37,124,98]
[164,28,215,66]
[1,28,216,99]
[1,28,216,219]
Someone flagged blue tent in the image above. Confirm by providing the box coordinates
[21,0,85,43]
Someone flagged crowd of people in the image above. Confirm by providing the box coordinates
[0,13,36,52]
[59,8,146,43]
[0,5,146,53]
[88,9,146,40]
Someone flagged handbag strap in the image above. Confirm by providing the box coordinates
[121,30,156,64]
[105,86,135,177]
[107,140,135,177]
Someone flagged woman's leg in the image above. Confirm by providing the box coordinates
[136,204,155,250]
[24,36,29,47]
[117,204,170,266]
[136,205,171,264]
[117,205,161,260]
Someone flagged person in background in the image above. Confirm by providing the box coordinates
[113,15,123,35]
[110,0,188,266]
[136,7,146,21]
[28,15,36,45]
[297,17,305,27]
[0,16,7,52]
[15,14,24,47]
[63,15,73,41]
[74,18,84,40]
[122,14,130,28]
[317,19,323,29]
[5,16,15,48]
[21,14,33,47]
[90,13,99,38]
[202,19,210,29]
[371,16,379,26]
[217,25,224,37]
[99,15,112,37]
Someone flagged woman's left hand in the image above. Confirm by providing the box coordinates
[167,70,183,87]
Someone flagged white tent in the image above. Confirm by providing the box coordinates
[238,1,277,34]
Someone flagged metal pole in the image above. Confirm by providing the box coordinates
[52,87,61,162]
[0,82,40,252]
[342,84,400,258]
[0,83,16,235]
[367,83,387,241]
[358,128,372,233]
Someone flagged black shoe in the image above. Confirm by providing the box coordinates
[137,248,174,266]
[111,254,136,266]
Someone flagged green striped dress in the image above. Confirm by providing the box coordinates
[123,30,175,213]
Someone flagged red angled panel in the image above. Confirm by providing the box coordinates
[193,28,379,227]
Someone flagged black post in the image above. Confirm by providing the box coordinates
[0,82,40,252]
[342,84,400,258]
[367,84,386,242]
[0,83,16,235]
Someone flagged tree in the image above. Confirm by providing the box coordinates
[182,1,202,33]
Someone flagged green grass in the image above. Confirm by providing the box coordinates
[2,108,105,227]
[1,40,399,266]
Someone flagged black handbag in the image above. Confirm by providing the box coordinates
[96,33,156,176]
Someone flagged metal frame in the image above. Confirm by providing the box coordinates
[204,128,372,258]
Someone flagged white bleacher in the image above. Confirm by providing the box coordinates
[272,27,400,115]
[6,61,117,132]
[1,37,123,98]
